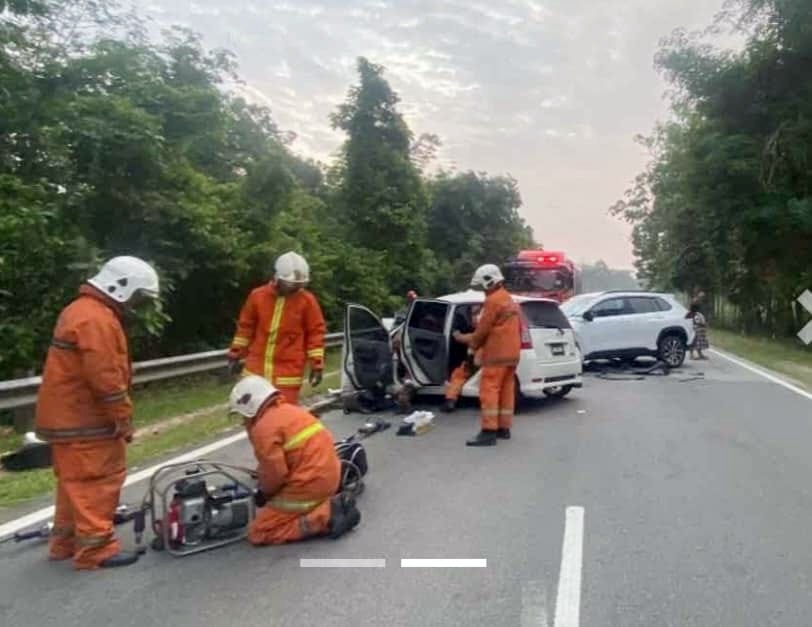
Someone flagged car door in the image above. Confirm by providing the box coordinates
[341,304,394,392]
[402,299,451,386]
[579,297,631,355]
[625,296,666,349]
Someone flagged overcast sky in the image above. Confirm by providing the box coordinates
[144,0,727,269]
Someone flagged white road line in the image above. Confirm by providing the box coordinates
[0,430,249,540]
[0,387,343,541]
[710,348,812,402]
[521,580,550,627]
[300,558,386,568]
[554,506,584,627]
[400,558,487,568]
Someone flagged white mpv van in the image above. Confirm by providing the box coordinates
[340,290,583,406]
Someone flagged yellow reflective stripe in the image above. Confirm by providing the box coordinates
[75,533,113,548]
[267,497,324,512]
[307,348,324,359]
[264,297,287,380]
[99,390,129,404]
[276,376,303,387]
[481,409,500,416]
[282,422,325,451]
[231,336,250,347]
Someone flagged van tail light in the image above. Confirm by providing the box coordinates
[520,316,533,350]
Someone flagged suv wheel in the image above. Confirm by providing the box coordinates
[658,334,686,368]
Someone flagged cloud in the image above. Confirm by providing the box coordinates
[146,0,730,268]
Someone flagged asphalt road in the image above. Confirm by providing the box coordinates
[2,353,812,626]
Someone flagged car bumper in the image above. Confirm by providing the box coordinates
[518,357,583,398]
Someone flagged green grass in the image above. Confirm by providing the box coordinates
[711,328,812,390]
[0,351,341,508]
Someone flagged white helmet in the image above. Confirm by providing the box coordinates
[87,256,160,304]
[228,375,279,419]
[470,264,505,291]
[274,251,310,285]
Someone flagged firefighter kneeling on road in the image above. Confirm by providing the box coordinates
[453,264,521,447]
[228,376,361,545]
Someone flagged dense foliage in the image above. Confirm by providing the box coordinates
[0,0,534,377]
[611,0,812,336]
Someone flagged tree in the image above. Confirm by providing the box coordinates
[611,0,812,336]
[331,57,435,295]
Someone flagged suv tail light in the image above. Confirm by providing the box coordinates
[520,315,533,350]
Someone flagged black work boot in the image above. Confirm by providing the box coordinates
[441,399,456,413]
[99,551,140,568]
[466,430,497,447]
[496,428,511,440]
[328,494,360,539]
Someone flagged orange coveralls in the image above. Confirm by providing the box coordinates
[229,283,326,404]
[34,286,133,570]
[458,287,521,431]
[247,399,341,545]
[445,349,483,402]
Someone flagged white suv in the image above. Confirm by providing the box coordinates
[561,291,695,368]
[341,290,583,406]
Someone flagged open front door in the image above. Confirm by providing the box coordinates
[402,299,451,386]
[342,304,394,391]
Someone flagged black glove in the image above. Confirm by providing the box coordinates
[253,489,267,508]
[309,369,323,387]
[228,358,243,376]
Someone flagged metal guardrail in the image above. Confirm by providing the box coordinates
[0,332,344,411]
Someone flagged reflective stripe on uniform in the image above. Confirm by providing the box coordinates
[480,358,520,367]
[481,408,500,417]
[51,337,78,351]
[264,297,287,381]
[307,348,324,359]
[51,525,74,538]
[99,390,129,404]
[276,376,303,387]
[75,533,112,548]
[36,425,118,440]
[231,336,251,348]
[267,496,324,512]
[282,422,325,451]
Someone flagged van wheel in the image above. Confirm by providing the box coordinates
[544,385,573,398]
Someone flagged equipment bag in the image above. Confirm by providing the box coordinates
[335,437,367,496]
[335,437,368,476]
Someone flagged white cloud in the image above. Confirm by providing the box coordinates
[149,0,730,267]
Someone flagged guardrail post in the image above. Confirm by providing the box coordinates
[13,369,35,434]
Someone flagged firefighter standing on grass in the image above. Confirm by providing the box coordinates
[453,264,521,447]
[35,256,160,569]
[228,252,326,405]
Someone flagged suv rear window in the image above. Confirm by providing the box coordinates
[521,301,571,329]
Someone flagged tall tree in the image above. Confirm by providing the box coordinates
[331,57,435,296]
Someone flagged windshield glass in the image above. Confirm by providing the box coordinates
[504,266,573,292]
[560,294,597,316]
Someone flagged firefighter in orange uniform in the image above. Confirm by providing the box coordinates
[443,304,483,413]
[453,264,521,446]
[228,252,326,404]
[228,376,361,544]
[35,256,160,569]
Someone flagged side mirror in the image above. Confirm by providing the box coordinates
[582,310,594,322]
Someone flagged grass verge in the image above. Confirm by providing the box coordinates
[0,351,340,508]
[710,328,812,390]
